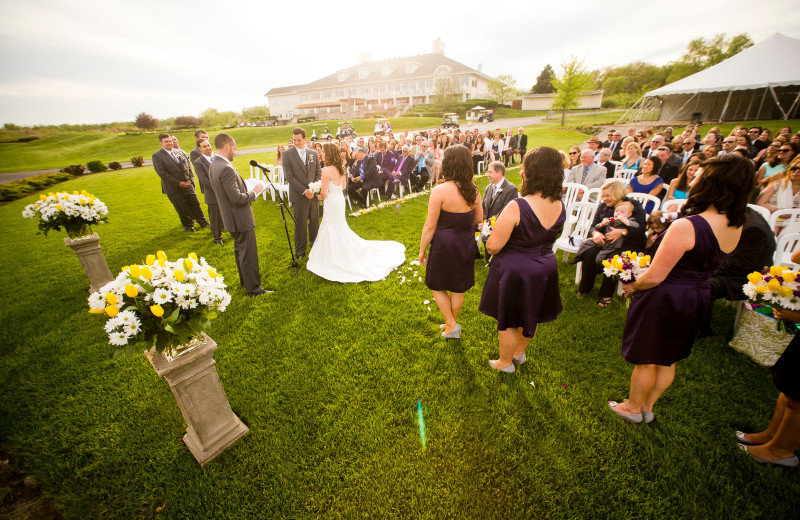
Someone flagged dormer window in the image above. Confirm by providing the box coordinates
[381,66,394,77]
[358,68,371,80]
[405,62,420,74]
[338,71,351,82]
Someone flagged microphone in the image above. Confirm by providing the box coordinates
[249,160,271,172]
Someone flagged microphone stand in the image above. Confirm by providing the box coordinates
[251,162,299,278]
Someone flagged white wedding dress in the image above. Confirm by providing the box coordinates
[307,179,406,282]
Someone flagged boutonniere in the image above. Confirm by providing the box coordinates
[495,187,503,194]
[308,154,314,163]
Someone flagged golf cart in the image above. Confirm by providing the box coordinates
[477,109,494,123]
[336,121,357,139]
[373,118,391,136]
[441,113,460,129]
[310,124,333,142]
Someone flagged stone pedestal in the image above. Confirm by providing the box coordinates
[63,232,113,293]
[145,334,249,466]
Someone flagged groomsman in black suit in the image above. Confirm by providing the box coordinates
[190,129,209,164]
[513,127,528,163]
[152,132,209,232]
[209,134,269,296]
[479,161,519,261]
[192,139,224,244]
[283,127,321,260]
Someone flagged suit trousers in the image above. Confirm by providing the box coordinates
[231,229,261,293]
[577,245,617,298]
[207,203,223,240]
[167,188,209,229]
[503,149,516,167]
[293,195,319,257]
[411,169,430,191]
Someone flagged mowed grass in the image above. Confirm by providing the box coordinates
[0,152,798,519]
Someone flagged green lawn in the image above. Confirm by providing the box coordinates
[0,155,797,519]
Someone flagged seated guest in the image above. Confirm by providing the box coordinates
[502,129,516,166]
[275,144,285,167]
[411,141,434,191]
[678,138,698,165]
[586,137,602,159]
[757,157,800,227]
[559,151,572,183]
[642,133,664,159]
[339,142,354,169]
[488,132,504,162]
[472,137,487,174]
[479,161,519,260]
[655,144,681,186]
[347,148,381,208]
[704,145,719,159]
[757,142,795,187]
[620,142,643,173]
[629,156,664,212]
[568,146,581,168]
[666,157,701,201]
[566,150,607,189]
[375,141,399,198]
[597,148,616,178]
[571,200,640,267]
[606,131,624,161]
[388,145,415,194]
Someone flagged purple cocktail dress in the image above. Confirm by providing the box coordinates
[425,209,478,293]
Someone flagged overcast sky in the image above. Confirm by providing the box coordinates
[1,0,799,126]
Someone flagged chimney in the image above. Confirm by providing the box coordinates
[477,63,482,73]
[359,53,372,64]
[432,38,445,55]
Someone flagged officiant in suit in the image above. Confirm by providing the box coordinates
[283,127,321,260]
[479,161,519,261]
[209,134,269,296]
[152,132,209,232]
[192,138,224,245]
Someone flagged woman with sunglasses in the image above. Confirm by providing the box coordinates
[756,156,800,227]
[567,146,581,168]
[757,142,798,187]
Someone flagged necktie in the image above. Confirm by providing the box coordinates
[582,166,589,183]
[172,151,180,163]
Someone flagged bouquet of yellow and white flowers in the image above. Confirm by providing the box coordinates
[88,251,231,357]
[602,251,651,283]
[742,266,800,332]
[480,216,497,239]
[22,190,108,239]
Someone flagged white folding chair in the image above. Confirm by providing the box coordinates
[562,182,588,209]
[477,160,485,173]
[661,198,687,212]
[768,208,800,235]
[616,168,638,182]
[365,187,381,207]
[747,204,771,222]
[553,202,599,284]
[584,187,602,205]
[627,193,661,215]
[271,165,291,205]
[774,232,800,269]
[609,161,622,175]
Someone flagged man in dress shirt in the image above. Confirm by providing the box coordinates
[391,145,415,193]
[514,127,528,164]
[719,136,738,156]
[597,148,616,179]
[192,139,223,244]
[642,134,664,158]
[209,134,269,296]
[283,127,321,259]
[656,145,681,185]
[152,132,209,232]
[479,161,519,261]
[606,131,624,162]
[586,137,602,160]
[502,129,516,167]
[679,138,697,165]
[411,141,433,191]
[347,148,381,207]
[189,129,209,164]
[566,150,607,189]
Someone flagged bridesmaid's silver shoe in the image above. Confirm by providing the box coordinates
[441,324,461,339]
[489,360,515,373]
[512,353,526,366]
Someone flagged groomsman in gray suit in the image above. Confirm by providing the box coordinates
[192,138,223,245]
[283,127,321,260]
[479,161,519,261]
[209,134,270,296]
[152,132,209,232]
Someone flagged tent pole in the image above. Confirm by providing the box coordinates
[756,87,768,119]
[733,92,744,120]
[672,92,698,122]
[719,90,733,123]
[693,92,701,114]
[769,86,788,119]
[616,95,643,124]
[785,91,800,120]
[744,89,756,121]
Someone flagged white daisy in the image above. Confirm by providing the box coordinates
[152,287,174,304]
[108,332,129,346]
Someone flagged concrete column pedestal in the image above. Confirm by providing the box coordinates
[63,232,114,293]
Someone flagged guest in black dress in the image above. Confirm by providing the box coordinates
[419,145,483,339]
[609,155,754,423]
[479,147,566,373]
[736,246,800,467]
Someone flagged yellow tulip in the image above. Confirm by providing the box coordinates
[490,217,497,227]
[145,254,155,266]
[79,198,86,204]
[129,264,141,277]
[767,279,781,292]
[73,190,78,195]
[747,272,763,285]
[602,260,612,268]
[124,284,138,297]
[156,250,167,262]
[140,266,152,280]
[783,272,796,283]
[150,304,164,317]
[81,190,89,196]
[106,292,118,305]
[208,268,219,278]
[770,266,788,277]
[89,307,105,314]
[188,252,198,262]
[105,304,119,317]
[639,258,648,268]
[780,287,793,297]
[644,255,651,263]
[55,204,63,211]
[184,258,193,271]
[157,258,166,267]
[757,286,768,293]
[174,269,185,282]
[39,194,47,201]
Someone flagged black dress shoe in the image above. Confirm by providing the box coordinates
[213,238,223,245]
[248,287,274,297]
[185,227,196,232]
[297,253,305,260]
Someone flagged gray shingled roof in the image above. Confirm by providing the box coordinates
[265,53,489,96]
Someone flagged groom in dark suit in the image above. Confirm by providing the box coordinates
[283,127,321,260]
[209,134,269,296]
[152,132,209,232]
[479,161,519,261]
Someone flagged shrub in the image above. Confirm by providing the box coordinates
[86,160,108,173]
[174,116,200,128]
[130,156,144,168]
[134,112,158,130]
[0,171,75,202]
[108,162,122,170]
[61,164,85,175]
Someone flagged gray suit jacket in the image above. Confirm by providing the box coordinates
[209,156,256,233]
[190,146,202,165]
[193,155,217,204]
[482,178,519,220]
[567,163,607,189]
[152,148,195,195]
[283,146,322,203]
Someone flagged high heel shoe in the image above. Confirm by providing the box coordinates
[608,401,643,423]
[512,353,526,366]
[441,324,461,339]
[489,360,515,373]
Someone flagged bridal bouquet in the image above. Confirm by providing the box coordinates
[22,190,108,238]
[602,251,651,283]
[742,266,800,332]
[480,216,497,239]
[88,251,231,357]
[308,180,322,194]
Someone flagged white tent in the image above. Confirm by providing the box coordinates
[619,33,800,123]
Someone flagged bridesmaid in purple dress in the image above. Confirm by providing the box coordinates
[479,147,566,373]
[609,155,754,423]
[419,145,483,339]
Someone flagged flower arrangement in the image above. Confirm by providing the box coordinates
[22,190,108,239]
[88,251,231,357]
[742,266,800,332]
[349,188,430,217]
[602,251,651,283]
[480,216,497,239]
[308,180,322,194]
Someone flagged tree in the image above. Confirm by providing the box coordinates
[550,56,594,126]
[134,112,158,130]
[433,74,459,111]
[241,105,270,120]
[531,65,554,94]
[199,108,238,128]
[174,116,200,128]
[667,33,753,83]
[488,74,520,105]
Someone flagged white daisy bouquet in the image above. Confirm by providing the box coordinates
[88,251,231,357]
[742,266,800,332]
[602,251,651,282]
[22,190,108,238]
[308,180,322,194]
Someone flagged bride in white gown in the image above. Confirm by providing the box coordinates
[307,143,406,282]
